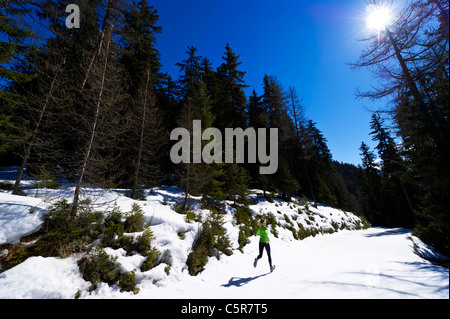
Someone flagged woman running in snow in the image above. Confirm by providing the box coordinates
[254,218,275,272]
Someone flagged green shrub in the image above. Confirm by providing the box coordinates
[134,230,155,254]
[74,289,82,299]
[140,247,161,272]
[118,270,139,294]
[284,214,294,226]
[288,225,298,240]
[234,205,256,251]
[186,210,197,223]
[238,227,249,251]
[102,208,124,248]
[124,203,146,232]
[331,221,339,232]
[31,167,61,189]
[2,246,31,270]
[187,209,233,275]
[34,199,102,257]
[186,247,208,276]
[216,234,233,257]
[78,249,120,289]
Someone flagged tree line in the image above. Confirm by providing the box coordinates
[353,0,448,257]
[0,0,358,211]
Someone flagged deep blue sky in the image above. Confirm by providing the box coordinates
[151,0,385,165]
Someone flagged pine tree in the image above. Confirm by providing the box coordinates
[222,161,249,205]
[176,46,202,101]
[245,89,268,188]
[68,1,127,213]
[304,120,336,207]
[0,0,35,84]
[119,0,165,198]
[214,44,248,130]
[274,158,299,201]
[247,89,267,129]
[11,53,67,195]
[120,0,162,93]
[34,0,104,170]
[175,99,212,210]
[369,113,416,227]
[0,0,36,156]
[359,141,382,225]
[174,47,218,208]
[286,86,306,137]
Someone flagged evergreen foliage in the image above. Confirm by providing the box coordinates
[353,0,449,255]
[187,209,233,276]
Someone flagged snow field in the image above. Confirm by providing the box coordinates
[0,167,448,299]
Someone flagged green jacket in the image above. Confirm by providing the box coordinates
[256,226,269,243]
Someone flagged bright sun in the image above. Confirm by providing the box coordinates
[366,4,392,31]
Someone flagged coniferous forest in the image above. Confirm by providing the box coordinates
[0,0,448,258]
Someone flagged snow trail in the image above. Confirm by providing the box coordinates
[132,227,448,299]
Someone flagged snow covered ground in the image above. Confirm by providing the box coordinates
[0,166,448,299]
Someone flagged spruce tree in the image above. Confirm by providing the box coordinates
[0,0,36,156]
[369,113,416,227]
[214,44,248,130]
[0,0,35,84]
[176,46,202,101]
[304,120,336,206]
[359,142,382,225]
[119,0,165,198]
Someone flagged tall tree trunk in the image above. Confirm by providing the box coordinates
[131,70,151,199]
[80,0,113,90]
[72,34,111,214]
[13,57,66,195]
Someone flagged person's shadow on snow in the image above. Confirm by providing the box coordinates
[221,273,270,288]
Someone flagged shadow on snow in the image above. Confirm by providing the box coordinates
[221,272,271,288]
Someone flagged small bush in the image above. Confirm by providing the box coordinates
[118,270,139,294]
[140,247,161,272]
[34,199,102,257]
[31,167,61,189]
[238,227,249,251]
[331,221,339,232]
[102,208,124,248]
[234,205,255,251]
[187,209,233,275]
[284,214,294,226]
[124,203,146,232]
[133,229,155,255]
[186,247,208,276]
[78,249,120,289]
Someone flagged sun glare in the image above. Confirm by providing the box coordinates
[365,4,392,31]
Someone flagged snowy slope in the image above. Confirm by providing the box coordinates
[0,166,448,299]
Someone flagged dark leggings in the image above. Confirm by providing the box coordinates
[257,242,272,267]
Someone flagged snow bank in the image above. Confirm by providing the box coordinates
[0,192,50,244]
[0,256,89,298]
